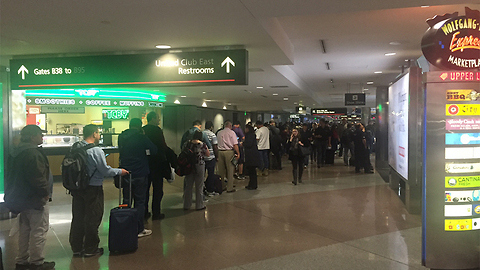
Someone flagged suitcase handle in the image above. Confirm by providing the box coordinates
[118,172,132,207]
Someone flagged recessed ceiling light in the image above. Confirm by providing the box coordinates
[385,53,396,56]
[273,93,278,96]
[367,81,374,85]
[227,103,232,105]
[283,97,289,101]
[155,45,171,49]
[202,102,207,107]
[374,71,382,74]
[389,41,401,46]
[180,95,187,98]
[223,106,227,110]
[174,99,180,104]
[294,102,298,105]
[363,88,369,91]
[202,91,206,94]
[256,86,263,89]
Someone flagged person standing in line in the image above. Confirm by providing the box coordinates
[217,120,240,193]
[337,119,347,157]
[288,128,305,185]
[243,124,260,190]
[5,125,55,270]
[341,123,355,166]
[143,111,169,221]
[313,119,331,168]
[232,121,246,179]
[118,118,158,238]
[203,121,219,196]
[353,123,374,173]
[268,120,283,170]
[310,122,318,163]
[299,123,312,169]
[180,120,212,150]
[68,124,129,258]
[255,120,270,176]
[183,131,210,210]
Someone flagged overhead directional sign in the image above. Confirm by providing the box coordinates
[10,49,248,89]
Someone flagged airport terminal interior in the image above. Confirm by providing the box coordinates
[0,155,425,270]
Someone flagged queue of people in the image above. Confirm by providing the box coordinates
[4,117,374,268]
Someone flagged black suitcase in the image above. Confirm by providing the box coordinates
[109,173,138,253]
[214,174,223,194]
[325,149,335,164]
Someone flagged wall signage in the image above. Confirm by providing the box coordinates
[445,190,480,203]
[421,7,480,70]
[446,118,480,130]
[446,133,480,144]
[102,109,129,120]
[345,93,366,106]
[445,162,480,173]
[10,49,248,89]
[446,176,480,188]
[446,89,480,101]
[446,104,480,116]
[41,106,86,113]
[445,205,473,217]
[311,108,348,115]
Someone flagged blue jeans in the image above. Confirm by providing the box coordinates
[123,176,148,233]
[259,149,269,171]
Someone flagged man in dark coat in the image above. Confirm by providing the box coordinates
[142,111,169,220]
[353,123,374,173]
[5,125,55,270]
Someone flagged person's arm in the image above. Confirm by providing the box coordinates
[202,132,212,149]
[26,152,49,198]
[233,144,240,160]
[203,143,210,157]
[92,148,125,177]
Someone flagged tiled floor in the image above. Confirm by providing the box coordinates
[0,156,427,270]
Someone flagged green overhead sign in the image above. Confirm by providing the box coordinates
[10,49,248,89]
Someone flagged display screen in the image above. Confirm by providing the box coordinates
[388,73,409,180]
[102,109,129,120]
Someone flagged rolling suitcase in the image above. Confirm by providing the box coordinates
[108,173,138,253]
[325,149,335,165]
[214,174,224,194]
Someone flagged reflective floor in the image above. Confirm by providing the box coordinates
[0,155,426,270]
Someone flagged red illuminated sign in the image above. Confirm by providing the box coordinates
[439,71,480,81]
[422,7,480,70]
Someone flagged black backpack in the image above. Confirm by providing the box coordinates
[62,142,96,191]
[175,141,196,176]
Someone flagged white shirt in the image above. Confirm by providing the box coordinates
[256,126,270,150]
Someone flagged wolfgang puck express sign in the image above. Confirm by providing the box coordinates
[421,7,480,70]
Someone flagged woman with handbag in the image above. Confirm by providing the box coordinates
[244,124,260,190]
[288,129,305,185]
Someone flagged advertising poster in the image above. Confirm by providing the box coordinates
[388,74,409,180]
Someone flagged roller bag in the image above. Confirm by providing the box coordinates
[214,174,223,194]
[325,149,335,165]
[109,173,138,253]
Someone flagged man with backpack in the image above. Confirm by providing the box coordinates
[69,124,128,258]
[180,120,212,150]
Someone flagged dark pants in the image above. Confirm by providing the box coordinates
[271,150,282,170]
[70,185,104,254]
[123,176,148,233]
[145,170,164,218]
[355,148,372,172]
[291,155,304,182]
[246,165,258,189]
[311,144,317,162]
[204,158,217,192]
[259,149,269,171]
[316,140,328,166]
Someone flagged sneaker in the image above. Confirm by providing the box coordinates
[237,175,246,180]
[138,229,153,238]
[30,261,56,270]
[262,169,269,176]
[84,248,104,257]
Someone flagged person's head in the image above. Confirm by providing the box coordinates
[355,123,364,130]
[255,120,263,127]
[342,119,347,124]
[269,120,276,126]
[245,124,254,134]
[292,128,299,137]
[302,123,308,131]
[129,118,143,130]
[205,121,214,131]
[146,111,160,126]
[192,120,202,128]
[20,125,44,145]
[193,130,203,141]
[83,124,100,143]
[347,123,352,129]
[224,120,232,129]
[233,120,241,128]
[319,118,326,127]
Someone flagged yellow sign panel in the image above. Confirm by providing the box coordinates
[445,219,472,231]
[446,176,480,188]
[446,104,480,116]
[447,90,480,101]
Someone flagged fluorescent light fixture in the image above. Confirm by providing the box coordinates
[227,103,232,105]
[223,106,227,110]
[202,102,207,107]
[294,102,298,105]
[283,97,289,101]
[180,95,187,98]
[202,91,206,94]
[385,53,396,56]
[421,5,429,8]
[273,93,278,96]
[155,45,171,49]
[205,99,212,101]
[256,86,263,89]
[367,81,374,84]
[174,99,180,104]
[374,71,382,74]
[389,41,401,46]
[363,88,369,91]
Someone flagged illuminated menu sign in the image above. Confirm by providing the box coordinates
[446,104,480,116]
[421,7,480,70]
[10,49,248,89]
[311,108,347,115]
[102,109,129,120]
[446,119,480,130]
[446,176,480,188]
[446,89,480,101]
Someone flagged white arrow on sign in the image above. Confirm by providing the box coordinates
[18,65,29,80]
[221,57,235,73]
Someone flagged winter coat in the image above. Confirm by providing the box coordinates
[243,132,260,167]
[118,128,158,178]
